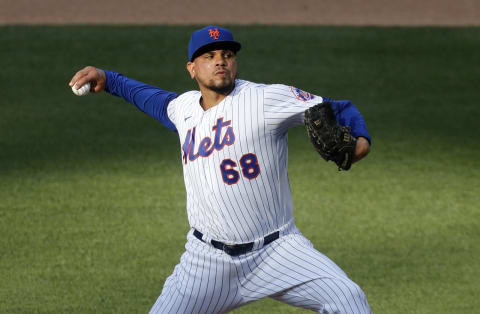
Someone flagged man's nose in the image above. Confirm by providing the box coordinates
[215,55,227,66]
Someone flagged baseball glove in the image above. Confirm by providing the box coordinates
[305,102,357,171]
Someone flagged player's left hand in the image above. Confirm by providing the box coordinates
[305,102,364,170]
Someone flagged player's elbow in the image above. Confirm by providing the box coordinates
[353,137,370,163]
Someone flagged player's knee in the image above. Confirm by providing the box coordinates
[315,278,370,314]
[342,280,369,311]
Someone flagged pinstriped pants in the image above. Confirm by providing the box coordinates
[150,225,371,313]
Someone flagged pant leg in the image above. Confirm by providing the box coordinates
[271,277,371,313]
[239,231,371,313]
[149,231,243,314]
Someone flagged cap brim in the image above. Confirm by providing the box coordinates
[191,41,241,61]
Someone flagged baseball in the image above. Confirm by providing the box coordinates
[71,82,91,96]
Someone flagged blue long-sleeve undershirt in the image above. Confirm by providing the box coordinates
[104,70,178,132]
[326,97,372,145]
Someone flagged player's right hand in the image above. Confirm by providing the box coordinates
[69,66,106,93]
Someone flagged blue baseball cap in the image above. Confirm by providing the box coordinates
[188,25,242,61]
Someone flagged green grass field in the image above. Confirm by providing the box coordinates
[1,26,479,313]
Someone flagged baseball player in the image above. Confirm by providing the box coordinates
[69,25,372,313]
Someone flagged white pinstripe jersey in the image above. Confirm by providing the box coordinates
[167,80,322,243]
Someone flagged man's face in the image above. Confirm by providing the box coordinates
[187,49,238,94]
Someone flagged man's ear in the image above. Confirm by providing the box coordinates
[186,62,195,79]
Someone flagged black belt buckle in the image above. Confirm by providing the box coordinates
[223,242,253,256]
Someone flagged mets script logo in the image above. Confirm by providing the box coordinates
[182,117,235,164]
[209,28,220,40]
[290,86,315,101]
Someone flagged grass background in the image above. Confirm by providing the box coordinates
[1,26,479,313]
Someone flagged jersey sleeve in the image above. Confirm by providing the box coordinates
[263,84,323,134]
[103,70,178,132]
[324,97,372,144]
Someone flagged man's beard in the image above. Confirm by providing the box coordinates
[209,81,235,94]
[207,75,236,95]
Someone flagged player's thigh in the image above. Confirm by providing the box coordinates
[267,234,371,313]
[149,234,242,314]
[271,277,371,314]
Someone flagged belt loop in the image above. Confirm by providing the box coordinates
[254,237,264,250]
[203,234,212,244]
[279,218,295,237]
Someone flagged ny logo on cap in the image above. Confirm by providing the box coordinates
[209,28,220,40]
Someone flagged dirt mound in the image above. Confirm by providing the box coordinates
[1,0,479,25]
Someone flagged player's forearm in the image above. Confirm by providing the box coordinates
[104,70,177,103]
[103,70,178,131]
[353,137,370,163]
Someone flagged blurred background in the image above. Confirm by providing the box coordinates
[1,1,479,313]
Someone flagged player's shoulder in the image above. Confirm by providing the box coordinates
[170,90,201,105]
[264,83,299,95]
[265,83,322,103]
[233,80,322,103]
[236,80,300,95]
[232,79,265,94]
[233,79,292,96]
[167,90,200,121]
